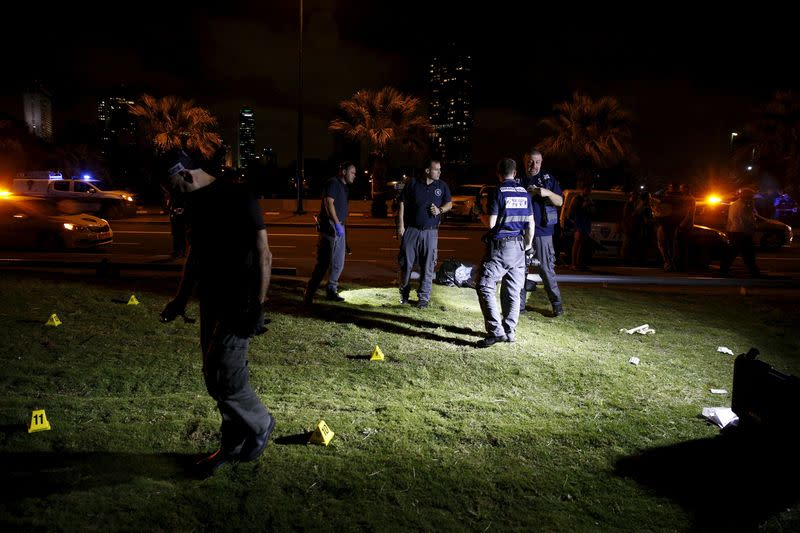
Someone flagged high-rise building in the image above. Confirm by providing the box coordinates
[23,82,53,142]
[97,94,137,156]
[428,44,473,168]
[238,107,256,169]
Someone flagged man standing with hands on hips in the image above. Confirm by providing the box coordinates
[397,159,452,308]
[476,158,534,347]
[304,161,356,305]
[519,148,564,317]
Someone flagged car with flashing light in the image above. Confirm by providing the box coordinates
[0,195,113,250]
[447,184,485,221]
[558,189,729,268]
[694,197,793,251]
[12,177,136,219]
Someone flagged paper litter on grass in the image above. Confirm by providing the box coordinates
[710,388,728,395]
[702,407,739,428]
[619,324,656,335]
[628,357,640,365]
[717,346,735,355]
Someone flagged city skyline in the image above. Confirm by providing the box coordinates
[2,2,799,184]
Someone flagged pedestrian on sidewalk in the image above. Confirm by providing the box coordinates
[304,161,357,304]
[159,150,275,477]
[476,158,534,348]
[396,159,452,308]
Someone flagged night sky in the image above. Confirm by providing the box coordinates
[3,1,798,184]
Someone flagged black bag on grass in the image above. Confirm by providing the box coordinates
[731,348,800,435]
[435,259,477,288]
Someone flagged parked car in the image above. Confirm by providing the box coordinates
[447,184,485,221]
[558,189,729,268]
[694,199,793,251]
[0,195,113,250]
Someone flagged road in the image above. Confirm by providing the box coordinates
[2,212,799,287]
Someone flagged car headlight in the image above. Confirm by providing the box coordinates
[121,195,134,202]
[63,223,74,231]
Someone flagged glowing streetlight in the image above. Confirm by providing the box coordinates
[729,131,738,152]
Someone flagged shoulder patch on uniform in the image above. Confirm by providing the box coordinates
[435,188,442,197]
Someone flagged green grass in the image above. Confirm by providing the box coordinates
[0,272,798,531]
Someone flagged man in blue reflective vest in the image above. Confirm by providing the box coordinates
[476,158,534,348]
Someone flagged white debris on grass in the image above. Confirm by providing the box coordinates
[701,407,739,428]
[717,346,735,355]
[619,324,656,335]
[629,357,640,365]
[710,388,728,395]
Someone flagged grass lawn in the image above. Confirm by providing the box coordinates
[1,272,798,531]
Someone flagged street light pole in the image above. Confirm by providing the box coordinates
[730,131,738,153]
[294,0,306,215]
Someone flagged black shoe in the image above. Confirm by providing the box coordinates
[416,300,429,309]
[552,304,564,317]
[192,448,230,478]
[477,335,507,348]
[326,291,345,302]
[400,291,410,304]
[239,415,276,462]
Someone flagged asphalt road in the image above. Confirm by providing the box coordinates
[1,212,799,288]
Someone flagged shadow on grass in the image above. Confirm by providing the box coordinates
[274,432,313,445]
[346,355,373,360]
[615,428,800,531]
[0,452,197,502]
[273,299,483,347]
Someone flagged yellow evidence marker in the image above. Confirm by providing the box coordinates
[45,314,62,327]
[308,420,335,446]
[28,409,51,433]
[370,345,385,361]
[127,294,140,305]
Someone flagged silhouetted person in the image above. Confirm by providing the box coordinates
[720,188,762,278]
[568,183,593,270]
[159,151,275,477]
[673,183,695,271]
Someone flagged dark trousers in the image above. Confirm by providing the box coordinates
[520,235,561,310]
[398,227,438,302]
[200,302,271,456]
[307,232,346,296]
[170,214,186,257]
[720,232,760,277]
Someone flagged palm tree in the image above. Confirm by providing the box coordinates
[539,92,636,185]
[129,94,222,159]
[329,87,433,197]
[743,90,800,191]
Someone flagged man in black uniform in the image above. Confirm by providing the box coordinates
[304,162,357,305]
[397,159,452,308]
[160,151,275,477]
[519,148,564,317]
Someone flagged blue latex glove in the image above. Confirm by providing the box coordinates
[335,223,345,237]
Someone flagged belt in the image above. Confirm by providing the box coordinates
[409,226,438,231]
[493,235,523,242]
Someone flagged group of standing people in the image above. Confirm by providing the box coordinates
[155,147,566,476]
